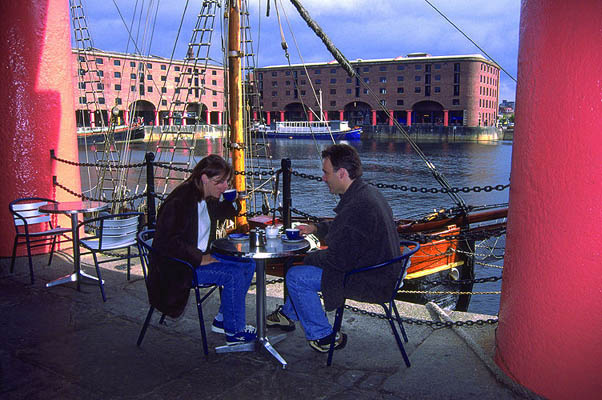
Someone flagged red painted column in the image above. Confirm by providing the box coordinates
[406,110,412,127]
[266,112,271,125]
[205,109,210,124]
[371,110,376,126]
[154,110,158,126]
[279,110,284,122]
[323,111,328,121]
[443,109,449,126]
[308,112,313,122]
[89,110,95,128]
[168,111,173,126]
[217,111,222,125]
[495,1,602,399]
[124,110,129,125]
[339,110,344,121]
[388,110,394,126]
[253,111,257,121]
[0,0,82,256]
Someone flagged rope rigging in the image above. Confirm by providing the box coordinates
[286,0,468,211]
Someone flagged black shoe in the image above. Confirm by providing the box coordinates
[308,331,348,353]
[266,305,296,331]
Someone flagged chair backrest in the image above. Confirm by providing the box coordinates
[345,240,420,301]
[9,198,53,229]
[79,212,142,249]
[100,215,140,247]
[137,228,201,286]
[137,228,155,267]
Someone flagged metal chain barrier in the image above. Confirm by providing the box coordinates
[398,289,501,295]
[53,178,147,203]
[343,304,498,327]
[51,151,146,169]
[291,170,509,194]
[400,226,507,243]
[423,276,501,286]
[290,207,322,222]
[474,260,504,269]
[259,279,498,327]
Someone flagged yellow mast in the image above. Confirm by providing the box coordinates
[228,0,247,229]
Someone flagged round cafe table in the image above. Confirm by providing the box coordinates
[210,235,310,369]
[39,200,108,290]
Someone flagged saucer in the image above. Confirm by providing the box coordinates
[281,235,305,243]
[228,233,248,241]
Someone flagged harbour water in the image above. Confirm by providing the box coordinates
[79,137,511,315]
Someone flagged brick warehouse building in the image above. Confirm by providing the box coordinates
[71,48,226,128]
[255,53,500,128]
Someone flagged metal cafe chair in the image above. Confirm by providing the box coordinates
[78,212,144,302]
[136,228,219,356]
[327,240,421,367]
[9,197,71,284]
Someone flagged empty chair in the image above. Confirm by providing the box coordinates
[136,228,218,356]
[78,212,143,301]
[9,197,71,284]
[327,240,420,366]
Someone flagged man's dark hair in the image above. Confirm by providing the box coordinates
[321,144,363,179]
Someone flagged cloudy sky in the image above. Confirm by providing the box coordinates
[78,0,520,100]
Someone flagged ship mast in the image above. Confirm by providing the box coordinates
[228,0,247,228]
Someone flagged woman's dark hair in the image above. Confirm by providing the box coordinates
[186,154,232,199]
[321,144,363,179]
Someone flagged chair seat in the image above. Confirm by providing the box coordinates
[80,238,137,251]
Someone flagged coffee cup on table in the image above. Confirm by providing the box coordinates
[223,189,237,202]
[266,225,280,238]
[285,228,301,240]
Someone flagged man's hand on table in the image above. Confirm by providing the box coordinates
[201,254,219,265]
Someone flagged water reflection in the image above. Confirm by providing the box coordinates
[79,138,512,219]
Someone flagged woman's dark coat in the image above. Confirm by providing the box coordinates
[146,180,238,318]
[304,178,401,311]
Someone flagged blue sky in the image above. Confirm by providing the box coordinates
[78,0,520,101]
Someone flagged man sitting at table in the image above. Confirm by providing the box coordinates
[147,154,257,345]
[266,144,402,353]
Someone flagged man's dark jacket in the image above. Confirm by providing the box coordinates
[147,180,238,318]
[304,178,401,311]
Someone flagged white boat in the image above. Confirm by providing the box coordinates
[253,120,361,140]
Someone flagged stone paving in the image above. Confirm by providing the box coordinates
[0,251,532,399]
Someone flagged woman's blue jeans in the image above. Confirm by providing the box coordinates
[194,254,255,335]
[281,265,332,340]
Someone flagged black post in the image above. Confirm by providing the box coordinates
[145,152,156,228]
[281,158,292,228]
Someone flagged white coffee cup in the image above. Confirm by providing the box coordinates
[265,225,280,238]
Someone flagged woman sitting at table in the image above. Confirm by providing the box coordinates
[147,154,256,345]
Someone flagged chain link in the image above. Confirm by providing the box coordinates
[343,304,498,327]
[423,276,502,286]
[51,153,146,169]
[400,226,506,243]
[53,179,147,203]
[291,170,509,194]
[290,208,322,222]
[474,260,504,269]
[398,289,501,295]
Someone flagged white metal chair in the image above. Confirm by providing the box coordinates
[78,212,143,301]
[9,197,71,284]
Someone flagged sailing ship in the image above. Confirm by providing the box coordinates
[71,0,507,312]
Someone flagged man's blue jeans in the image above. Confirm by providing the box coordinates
[281,265,332,340]
[195,254,255,335]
